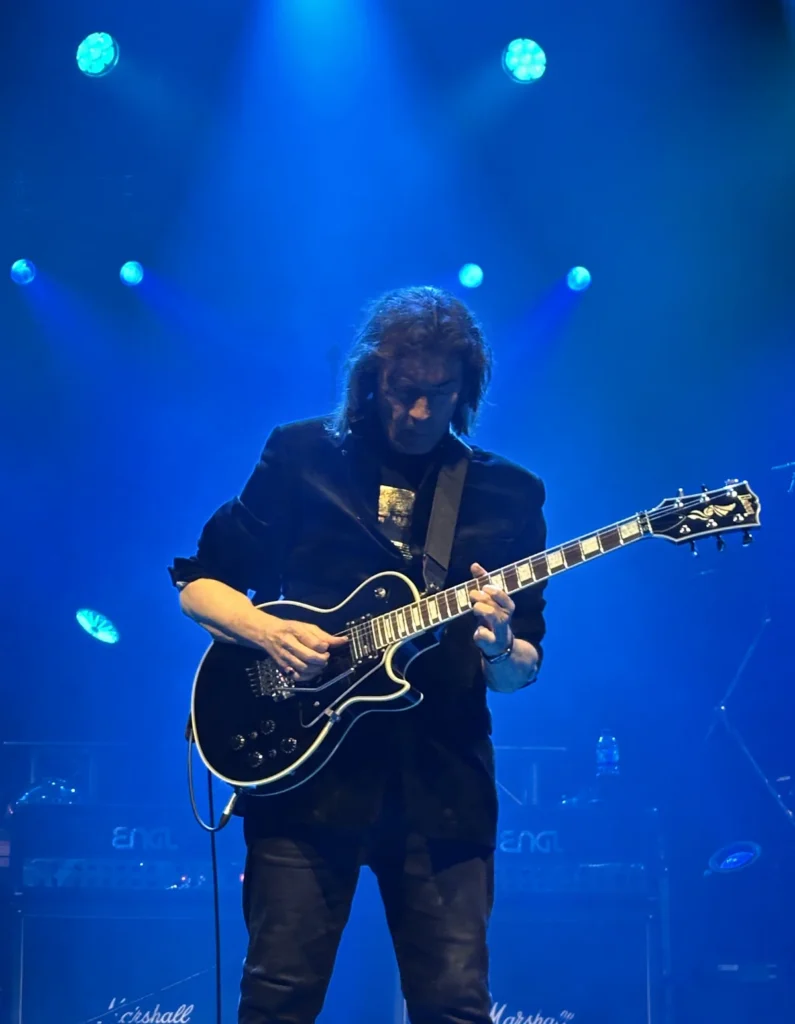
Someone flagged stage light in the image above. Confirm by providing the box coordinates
[120,261,144,286]
[10,260,36,286]
[502,39,546,84]
[567,266,591,292]
[76,33,120,78]
[707,841,762,875]
[459,264,484,289]
[76,609,120,645]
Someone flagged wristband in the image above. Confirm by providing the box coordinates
[483,631,514,665]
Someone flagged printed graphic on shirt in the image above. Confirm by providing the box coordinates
[378,485,415,558]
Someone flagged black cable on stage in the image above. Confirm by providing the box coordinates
[207,770,223,1024]
[186,727,240,1024]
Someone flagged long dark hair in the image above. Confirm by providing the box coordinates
[329,286,492,438]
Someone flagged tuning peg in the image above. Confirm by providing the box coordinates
[742,530,754,547]
[689,540,698,557]
[725,478,739,486]
[700,485,709,499]
[716,534,725,553]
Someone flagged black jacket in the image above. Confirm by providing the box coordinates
[170,416,547,846]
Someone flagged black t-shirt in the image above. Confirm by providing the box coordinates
[373,430,441,566]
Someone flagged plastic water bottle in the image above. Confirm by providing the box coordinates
[596,732,620,778]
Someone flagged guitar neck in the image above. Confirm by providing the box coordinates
[365,511,650,652]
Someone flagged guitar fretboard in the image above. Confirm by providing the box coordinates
[349,512,650,660]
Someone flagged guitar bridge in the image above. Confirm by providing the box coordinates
[246,659,295,701]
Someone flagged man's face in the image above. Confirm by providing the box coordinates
[376,354,463,455]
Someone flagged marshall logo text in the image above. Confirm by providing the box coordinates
[108,998,193,1024]
[491,1003,575,1024]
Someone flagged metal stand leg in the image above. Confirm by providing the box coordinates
[705,615,795,830]
[9,908,23,1024]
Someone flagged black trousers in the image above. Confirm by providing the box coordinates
[239,820,494,1024]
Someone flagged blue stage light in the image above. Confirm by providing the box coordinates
[459,264,484,289]
[120,261,144,286]
[76,33,120,78]
[10,260,36,286]
[502,39,547,84]
[567,266,592,292]
[707,841,762,874]
[76,609,120,644]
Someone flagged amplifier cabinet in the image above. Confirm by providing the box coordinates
[487,801,669,1024]
[5,804,247,1024]
[488,902,660,1024]
[10,911,245,1024]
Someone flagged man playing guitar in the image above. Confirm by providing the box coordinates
[169,286,547,1024]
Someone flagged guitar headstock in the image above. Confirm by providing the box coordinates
[647,481,761,545]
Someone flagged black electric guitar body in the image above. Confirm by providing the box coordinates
[192,571,431,794]
[190,482,761,795]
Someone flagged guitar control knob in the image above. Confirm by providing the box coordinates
[280,738,298,754]
[267,749,278,759]
[247,751,264,767]
[259,720,276,735]
[231,735,246,750]
[248,731,259,742]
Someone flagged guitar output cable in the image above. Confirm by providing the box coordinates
[186,723,240,1024]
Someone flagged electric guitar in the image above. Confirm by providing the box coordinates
[190,481,761,795]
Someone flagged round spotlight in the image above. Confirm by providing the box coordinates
[120,261,144,286]
[567,266,592,292]
[10,259,36,286]
[76,609,120,645]
[458,263,484,289]
[502,39,547,84]
[76,33,120,78]
[707,841,762,875]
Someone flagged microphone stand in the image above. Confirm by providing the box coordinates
[705,615,795,830]
[771,459,795,495]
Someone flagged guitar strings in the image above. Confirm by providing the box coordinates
[335,491,754,648]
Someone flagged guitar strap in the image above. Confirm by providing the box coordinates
[422,446,470,594]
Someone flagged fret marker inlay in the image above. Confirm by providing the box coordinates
[489,572,505,592]
[547,550,564,571]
